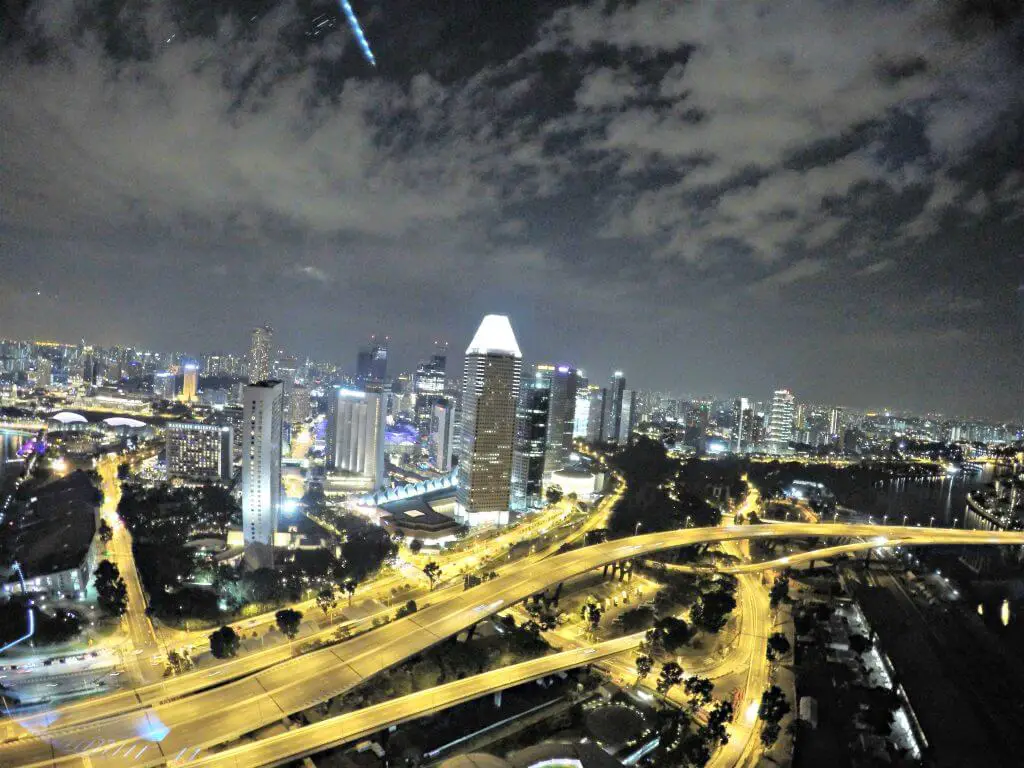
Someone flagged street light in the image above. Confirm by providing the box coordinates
[882,515,888,526]
[953,517,959,528]
[929,516,935,527]
[902,515,909,526]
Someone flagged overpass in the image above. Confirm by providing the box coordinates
[7,524,1024,768]
[181,634,643,768]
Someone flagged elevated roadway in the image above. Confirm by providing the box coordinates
[180,634,643,767]
[6,524,1022,768]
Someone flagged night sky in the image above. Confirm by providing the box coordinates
[2,0,1022,419]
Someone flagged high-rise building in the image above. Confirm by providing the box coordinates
[155,371,176,401]
[34,358,52,387]
[356,336,388,383]
[291,385,311,423]
[326,385,387,489]
[166,422,233,483]
[414,351,447,437]
[511,376,550,512]
[181,364,198,403]
[732,397,754,453]
[603,371,627,444]
[247,325,273,384]
[535,364,578,476]
[828,408,842,440]
[586,387,606,444]
[767,389,795,454]
[794,403,807,431]
[618,389,637,444]
[456,315,522,526]
[573,386,594,438]
[241,381,283,567]
[429,398,457,472]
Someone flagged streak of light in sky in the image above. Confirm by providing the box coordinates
[338,0,377,66]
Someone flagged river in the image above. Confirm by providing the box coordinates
[0,431,27,488]
[842,467,994,527]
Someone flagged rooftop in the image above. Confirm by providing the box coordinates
[466,315,521,358]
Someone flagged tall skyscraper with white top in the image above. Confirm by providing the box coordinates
[241,380,283,567]
[456,315,522,526]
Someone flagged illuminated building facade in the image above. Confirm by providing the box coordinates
[456,315,522,526]
[166,422,233,482]
[247,325,273,384]
[181,363,198,403]
[241,380,283,565]
[326,385,386,489]
[767,389,795,454]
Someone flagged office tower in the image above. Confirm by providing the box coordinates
[414,351,447,437]
[326,385,387,489]
[828,408,842,440]
[602,371,626,444]
[586,388,606,443]
[166,422,233,483]
[573,387,593,438]
[767,389,796,455]
[618,390,636,444]
[291,385,311,423]
[429,399,457,472]
[356,336,388,383]
[215,404,245,464]
[181,364,198,403]
[155,371,176,401]
[732,397,754,453]
[535,364,578,476]
[511,376,550,511]
[241,381,283,566]
[247,325,273,384]
[456,315,522,526]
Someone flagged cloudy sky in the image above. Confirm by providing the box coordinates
[2,0,1022,419]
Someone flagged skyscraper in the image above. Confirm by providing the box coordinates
[767,389,796,455]
[429,398,457,472]
[456,315,522,526]
[241,381,283,567]
[181,363,198,403]
[356,336,388,383]
[155,371,176,401]
[535,364,578,477]
[247,325,273,384]
[414,350,447,437]
[732,397,753,453]
[618,389,636,444]
[602,371,627,444]
[585,387,606,444]
[326,385,387,489]
[828,407,842,441]
[511,376,550,512]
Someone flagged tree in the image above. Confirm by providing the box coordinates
[769,574,790,608]
[690,590,737,633]
[275,608,303,640]
[583,602,602,633]
[758,685,791,724]
[98,519,114,544]
[657,661,684,696]
[341,577,357,606]
[463,574,482,590]
[166,650,192,674]
[316,587,337,619]
[706,700,734,745]
[545,486,563,504]
[767,632,791,661]
[635,654,653,683]
[93,560,128,617]
[760,722,782,748]
[409,538,423,555]
[849,633,873,655]
[423,561,442,590]
[395,600,418,619]
[651,615,693,652]
[117,462,130,481]
[684,676,715,712]
[209,626,240,659]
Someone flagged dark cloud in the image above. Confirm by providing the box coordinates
[1,0,1022,419]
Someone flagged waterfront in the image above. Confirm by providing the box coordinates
[843,467,994,527]
[0,431,27,487]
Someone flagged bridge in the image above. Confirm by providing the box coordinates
[7,524,1024,768]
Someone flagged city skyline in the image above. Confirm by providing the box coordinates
[2,1,1022,421]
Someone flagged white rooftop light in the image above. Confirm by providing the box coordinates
[466,314,521,358]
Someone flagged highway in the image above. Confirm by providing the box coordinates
[6,523,1022,768]
[179,635,643,768]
